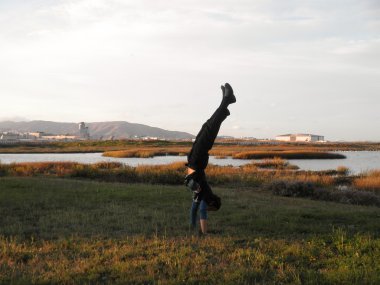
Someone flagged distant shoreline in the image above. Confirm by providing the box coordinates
[1,140,380,156]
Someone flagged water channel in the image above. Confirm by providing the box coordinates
[0,151,379,174]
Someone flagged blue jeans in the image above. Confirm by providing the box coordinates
[190,200,208,227]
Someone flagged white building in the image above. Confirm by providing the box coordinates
[28,132,45,138]
[275,134,325,142]
[41,135,77,141]
[0,132,33,144]
[0,132,20,140]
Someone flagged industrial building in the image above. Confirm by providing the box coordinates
[0,122,91,144]
[79,122,90,139]
[275,134,325,142]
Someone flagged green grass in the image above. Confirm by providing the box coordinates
[1,177,380,284]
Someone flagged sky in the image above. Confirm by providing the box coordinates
[0,0,379,141]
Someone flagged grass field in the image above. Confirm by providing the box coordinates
[1,177,380,284]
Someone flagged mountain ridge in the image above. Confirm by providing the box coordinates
[0,120,194,140]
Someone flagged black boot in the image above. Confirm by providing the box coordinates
[220,83,236,109]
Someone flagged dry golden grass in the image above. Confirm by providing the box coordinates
[2,233,379,284]
[1,140,380,155]
[336,166,350,175]
[232,151,345,160]
[103,147,189,158]
[279,172,335,186]
[353,170,380,193]
[250,157,299,170]
[0,160,338,188]
[6,161,81,177]
[103,146,346,160]
[2,160,379,193]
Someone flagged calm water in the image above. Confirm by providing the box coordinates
[290,151,380,174]
[0,151,379,174]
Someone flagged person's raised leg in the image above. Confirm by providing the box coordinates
[220,83,236,109]
[187,83,236,171]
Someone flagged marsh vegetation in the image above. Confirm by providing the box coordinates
[1,140,380,157]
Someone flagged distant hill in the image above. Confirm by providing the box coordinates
[0,120,194,140]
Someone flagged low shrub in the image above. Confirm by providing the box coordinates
[249,157,299,170]
[330,189,380,206]
[93,161,124,169]
[337,166,350,176]
[0,164,9,176]
[111,168,138,183]
[70,164,98,179]
[266,180,315,197]
[266,180,380,207]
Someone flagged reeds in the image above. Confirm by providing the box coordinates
[1,161,380,205]
[5,162,81,177]
[232,151,346,159]
[337,166,350,175]
[249,157,299,169]
[103,148,188,158]
[353,170,380,193]
[103,148,347,160]
[0,160,344,188]
[2,139,380,154]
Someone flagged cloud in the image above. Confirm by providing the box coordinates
[0,0,379,140]
[0,116,29,122]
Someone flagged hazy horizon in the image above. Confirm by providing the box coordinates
[1,118,380,142]
[1,0,379,141]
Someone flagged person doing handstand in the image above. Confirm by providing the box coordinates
[185,83,236,235]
